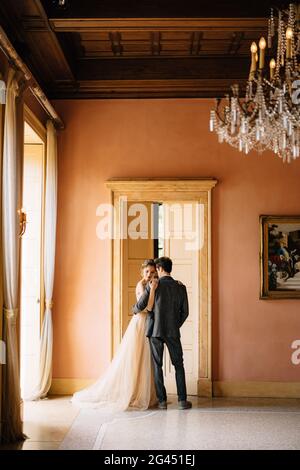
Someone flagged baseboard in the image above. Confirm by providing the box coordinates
[213,381,300,399]
[49,378,300,399]
[198,379,213,397]
[49,378,93,396]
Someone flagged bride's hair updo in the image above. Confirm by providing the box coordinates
[140,259,156,275]
[141,259,156,269]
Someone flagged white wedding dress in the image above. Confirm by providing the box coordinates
[71,285,157,411]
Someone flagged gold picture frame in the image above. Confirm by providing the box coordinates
[260,215,300,299]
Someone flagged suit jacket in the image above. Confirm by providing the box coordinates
[133,276,189,338]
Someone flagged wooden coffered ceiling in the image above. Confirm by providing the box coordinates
[0,0,280,99]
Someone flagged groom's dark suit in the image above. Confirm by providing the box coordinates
[133,276,189,403]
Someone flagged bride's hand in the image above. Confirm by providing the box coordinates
[150,278,158,290]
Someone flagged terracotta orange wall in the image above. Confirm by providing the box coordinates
[52,98,300,383]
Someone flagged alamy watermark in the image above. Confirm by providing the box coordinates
[96,200,205,251]
[292,80,300,105]
[291,339,300,365]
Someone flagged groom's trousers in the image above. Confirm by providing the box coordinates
[149,336,187,402]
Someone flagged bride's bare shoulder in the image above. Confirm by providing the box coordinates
[136,279,146,299]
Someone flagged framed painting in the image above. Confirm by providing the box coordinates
[260,216,300,299]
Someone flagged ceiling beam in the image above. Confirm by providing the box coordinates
[50,55,252,99]
[75,57,250,80]
[49,17,268,33]
[50,78,247,100]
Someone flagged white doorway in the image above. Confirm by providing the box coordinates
[107,179,217,397]
[20,120,45,400]
[119,200,200,394]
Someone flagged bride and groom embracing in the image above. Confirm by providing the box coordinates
[72,257,192,411]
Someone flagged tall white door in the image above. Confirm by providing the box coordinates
[162,202,201,395]
[20,142,44,399]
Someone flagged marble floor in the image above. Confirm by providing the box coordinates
[1,395,300,450]
[1,396,79,450]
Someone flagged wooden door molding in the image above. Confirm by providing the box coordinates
[106,178,217,397]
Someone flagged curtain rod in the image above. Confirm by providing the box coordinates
[0,26,64,130]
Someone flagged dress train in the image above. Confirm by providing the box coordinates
[71,312,157,410]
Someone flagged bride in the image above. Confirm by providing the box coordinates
[71,259,158,410]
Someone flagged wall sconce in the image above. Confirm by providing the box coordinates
[18,208,27,238]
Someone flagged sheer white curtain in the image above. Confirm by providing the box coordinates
[29,120,57,400]
[2,67,25,442]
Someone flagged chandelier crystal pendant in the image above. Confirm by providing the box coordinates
[210,3,300,163]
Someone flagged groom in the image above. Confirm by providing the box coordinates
[133,256,192,410]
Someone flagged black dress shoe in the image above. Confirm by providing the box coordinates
[158,401,167,410]
[178,400,192,410]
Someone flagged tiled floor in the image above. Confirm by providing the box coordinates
[1,395,300,450]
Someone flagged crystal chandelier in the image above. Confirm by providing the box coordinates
[210,3,300,163]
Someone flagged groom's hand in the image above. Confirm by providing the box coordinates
[132,287,150,314]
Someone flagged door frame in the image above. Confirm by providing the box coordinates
[106,178,217,397]
[23,105,46,328]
